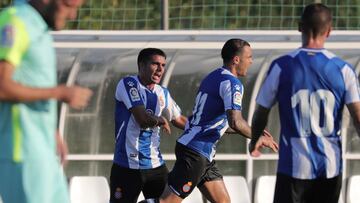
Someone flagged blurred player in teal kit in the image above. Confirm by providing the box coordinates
[0,0,92,203]
[250,3,360,203]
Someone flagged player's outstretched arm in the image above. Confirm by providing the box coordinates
[347,102,360,137]
[249,104,278,157]
[0,60,93,109]
[0,60,58,102]
[55,84,93,109]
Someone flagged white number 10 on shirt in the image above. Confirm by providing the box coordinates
[291,89,335,137]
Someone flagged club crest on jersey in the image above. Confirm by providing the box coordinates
[182,182,192,193]
[129,87,140,101]
[233,91,242,106]
[114,187,122,199]
[127,81,135,87]
[146,109,154,115]
[1,25,14,47]
[234,84,241,91]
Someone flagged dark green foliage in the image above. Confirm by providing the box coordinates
[1,0,359,30]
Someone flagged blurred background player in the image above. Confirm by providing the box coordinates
[140,39,278,203]
[0,0,92,203]
[110,48,187,203]
[250,3,360,203]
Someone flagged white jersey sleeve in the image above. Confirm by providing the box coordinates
[256,63,282,108]
[161,89,182,121]
[115,77,144,109]
[219,78,243,111]
[342,64,360,104]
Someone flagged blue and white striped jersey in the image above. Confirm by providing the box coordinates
[114,75,181,169]
[257,48,360,179]
[178,67,243,161]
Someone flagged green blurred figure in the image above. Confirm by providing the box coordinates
[0,0,92,202]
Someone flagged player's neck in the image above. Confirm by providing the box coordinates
[302,36,326,49]
[145,84,155,90]
[222,64,238,77]
[138,75,155,90]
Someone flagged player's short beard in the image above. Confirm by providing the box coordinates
[42,0,58,30]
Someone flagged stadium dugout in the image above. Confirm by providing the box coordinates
[53,30,360,203]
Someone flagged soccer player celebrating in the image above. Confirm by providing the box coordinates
[0,0,92,203]
[141,39,278,203]
[110,48,187,203]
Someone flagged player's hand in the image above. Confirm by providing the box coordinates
[160,116,171,135]
[249,135,278,157]
[56,130,68,166]
[262,129,272,137]
[57,85,93,109]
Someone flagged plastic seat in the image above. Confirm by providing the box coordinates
[69,176,110,203]
[338,190,344,203]
[254,175,276,203]
[223,176,251,203]
[137,192,145,202]
[183,187,203,203]
[346,175,360,203]
[137,188,203,203]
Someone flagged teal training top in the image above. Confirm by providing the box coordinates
[0,3,57,162]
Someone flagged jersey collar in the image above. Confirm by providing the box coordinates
[220,66,236,77]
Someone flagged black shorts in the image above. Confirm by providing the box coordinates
[168,143,222,199]
[110,163,168,203]
[273,173,342,203]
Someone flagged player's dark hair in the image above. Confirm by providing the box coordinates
[137,48,166,69]
[221,39,250,63]
[299,3,332,38]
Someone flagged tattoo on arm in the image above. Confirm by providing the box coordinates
[226,110,252,139]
